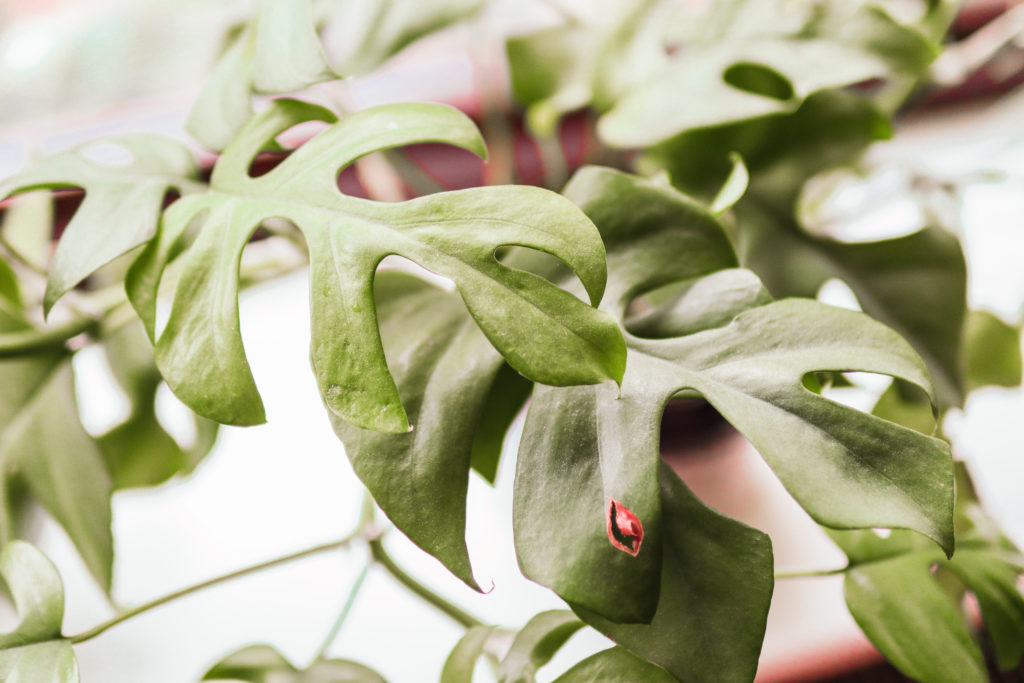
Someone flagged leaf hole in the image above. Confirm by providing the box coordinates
[79,141,134,167]
[606,497,644,556]
[722,62,794,101]
[493,246,588,304]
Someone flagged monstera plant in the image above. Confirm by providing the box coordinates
[1,0,1023,681]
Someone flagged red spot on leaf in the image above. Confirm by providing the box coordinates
[606,497,643,556]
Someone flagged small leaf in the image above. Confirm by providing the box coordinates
[0,541,79,683]
[0,135,200,315]
[964,310,1022,393]
[203,644,386,682]
[0,190,53,273]
[499,611,583,683]
[553,647,674,683]
[441,625,494,683]
[708,152,748,215]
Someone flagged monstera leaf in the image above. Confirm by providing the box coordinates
[203,644,385,682]
[0,541,79,683]
[0,135,200,314]
[553,647,674,682]
[130,99,623,433]
[835,464,1024,682]
[0,309,112,591]
[598,1,938,148]
[514,167,953,678]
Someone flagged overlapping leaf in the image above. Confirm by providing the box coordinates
[0,135,201,314]
[0,309,112,591]
[0,541,79,683]
[553,647,674,682]
[131,99,623,434]
[514,167,954,678]
[203,644,385,682]
[835,464,1024,682]
[498,611,583,683]
[441,625,494,683]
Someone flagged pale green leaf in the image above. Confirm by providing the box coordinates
[132,100,622,432]
[553,647,674,682]
[0,330,112,591]
[252,0,335,93]
[203,644,386,682]
[0,190,52,273]
[708,152,748,215]
[0,258,17,309]
[498,611,582,683]
[440,625,494,683]
[0,541,79,683]
[964,310,1022,393]
[187,33,256,153]
[0,136,200,314]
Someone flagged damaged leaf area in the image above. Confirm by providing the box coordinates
[606,497,643,556]
[127,98,624,432]
[513,167,954,680]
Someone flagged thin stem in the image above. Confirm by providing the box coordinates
[314,560,371,660]
[0,316,98,357]
[68,533,362,644]
[368,538,483,629]
[774,565,849,580]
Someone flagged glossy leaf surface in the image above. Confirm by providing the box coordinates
[203,644,385,682]
[133,100,622,432]
[0,135,200,314]
[0,541,78,683]
[553,647,674,682]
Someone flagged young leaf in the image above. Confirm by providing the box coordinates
[0,541,79,683]
[0,135,201,315]
[498,611,583,683]
[187,0,335,151]
[441,625,494,683]
[202,644,385,682]
[553,647,674,682]
[132,100,623,432]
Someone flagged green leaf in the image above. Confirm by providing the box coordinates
[598,2,937,148]
[98,320,218,489]
[872,379,936,436]
[964,310,1022,393]
[498,611,583,683]
[0,136,200,315]
[203,644,386,682]
[133,100,622,431]
[553,647,674,682]
[0,190,53,274]
[0,360,114,591]
[0,258,17,309]
[0,541,79,683]
[568,464,773,682]
[440,625,494,683]
[331,0,485,76]
[845,554,987,683]
[187,0,336,151]
[708,152,748,215]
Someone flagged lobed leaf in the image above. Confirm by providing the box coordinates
[0,541,79,683]
[0,135,200,315]
[133,100,623,432]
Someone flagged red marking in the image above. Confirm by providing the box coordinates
[606,497,643,556]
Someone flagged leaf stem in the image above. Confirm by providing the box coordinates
[0,316,98,357]
[68,533,363,645]
[774,565,849,579]
[313,560,371,660]
[368,538,483,629]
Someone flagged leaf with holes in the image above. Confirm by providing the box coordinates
[130,99,623,432]
[0,135,201,315]
[202,644,385,682]
[598,1,939,147]
[0,541,79,683]
[515,168,953,644]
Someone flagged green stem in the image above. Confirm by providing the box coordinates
[68,534,362,645]
[774,565,849,580]
[314,560,371,660]
[368,538,483,629]
[0,316,97,357]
